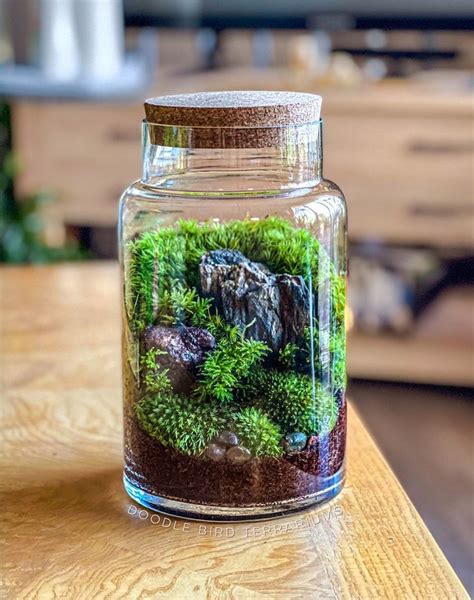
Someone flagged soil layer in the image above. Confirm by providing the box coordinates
[124,399,346,507]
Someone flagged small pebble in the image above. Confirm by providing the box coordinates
[282,432,307,453]
[226,445,251,464]
[215,430,239,447]
[205,443,226,461]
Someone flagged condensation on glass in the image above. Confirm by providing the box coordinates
[119,92,347,520]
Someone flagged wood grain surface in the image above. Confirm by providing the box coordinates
[1,263,468,599]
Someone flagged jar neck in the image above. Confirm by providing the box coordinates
[141,121,323,195]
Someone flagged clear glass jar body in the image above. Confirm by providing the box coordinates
[120,121,347,520]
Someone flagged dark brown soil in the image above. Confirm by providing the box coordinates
[124,398,346,507]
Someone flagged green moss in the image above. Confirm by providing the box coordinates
[231,407,283,458]
[331,275,346,329]
[196,325,270,403]
[330,325,346,392]
[155,285,211,327]
[135,393,228,455]
[177,216,316,290]
[278,324,346,394]
[140,347,172,394]
[125,229,186,332]
[135,392,286,458]
[126,217,345,333]
[136,341,339,457]
[245,368,338,435]
[278,342,299,370]
[277,332,318,374]
[127,216,346,456]
[136,350,229,454]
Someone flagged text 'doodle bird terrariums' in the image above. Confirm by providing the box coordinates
[120,91,347,520]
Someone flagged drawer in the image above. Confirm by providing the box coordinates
[13,100,474,249]
[324,111,473,248]
[13,102,143,227]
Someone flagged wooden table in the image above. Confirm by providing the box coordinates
[1,263,467,599]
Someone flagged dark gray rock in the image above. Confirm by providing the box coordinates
[199,249,249,301]
[199,249,310,353]
[143,325,216,393]
[276,274,311,346]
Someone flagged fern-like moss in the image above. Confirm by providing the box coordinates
[135,393,228,455]
[278,342,299,370]
[246,368,338,435]
[155,285,211,327]
[231,407,283,458]
[196,325,269,403]
[140,347,172,394]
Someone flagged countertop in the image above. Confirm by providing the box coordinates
[1,263,467,599]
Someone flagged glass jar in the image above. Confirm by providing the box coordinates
[120,92,347,521]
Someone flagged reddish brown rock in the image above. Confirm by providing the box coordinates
[143,325,215,392]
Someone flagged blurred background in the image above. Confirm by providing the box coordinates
[0,0,473,591]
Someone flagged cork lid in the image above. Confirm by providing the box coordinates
[144,91,322,149]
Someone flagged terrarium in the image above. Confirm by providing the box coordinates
[120,91,347,520]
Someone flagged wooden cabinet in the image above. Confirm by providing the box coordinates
[13,101,142,227]
[13,78,473,249]
[324,107,473,249]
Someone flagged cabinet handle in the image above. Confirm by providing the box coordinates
[409,203,473,217]
[408,140,473,154]
[106,128,140,143]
